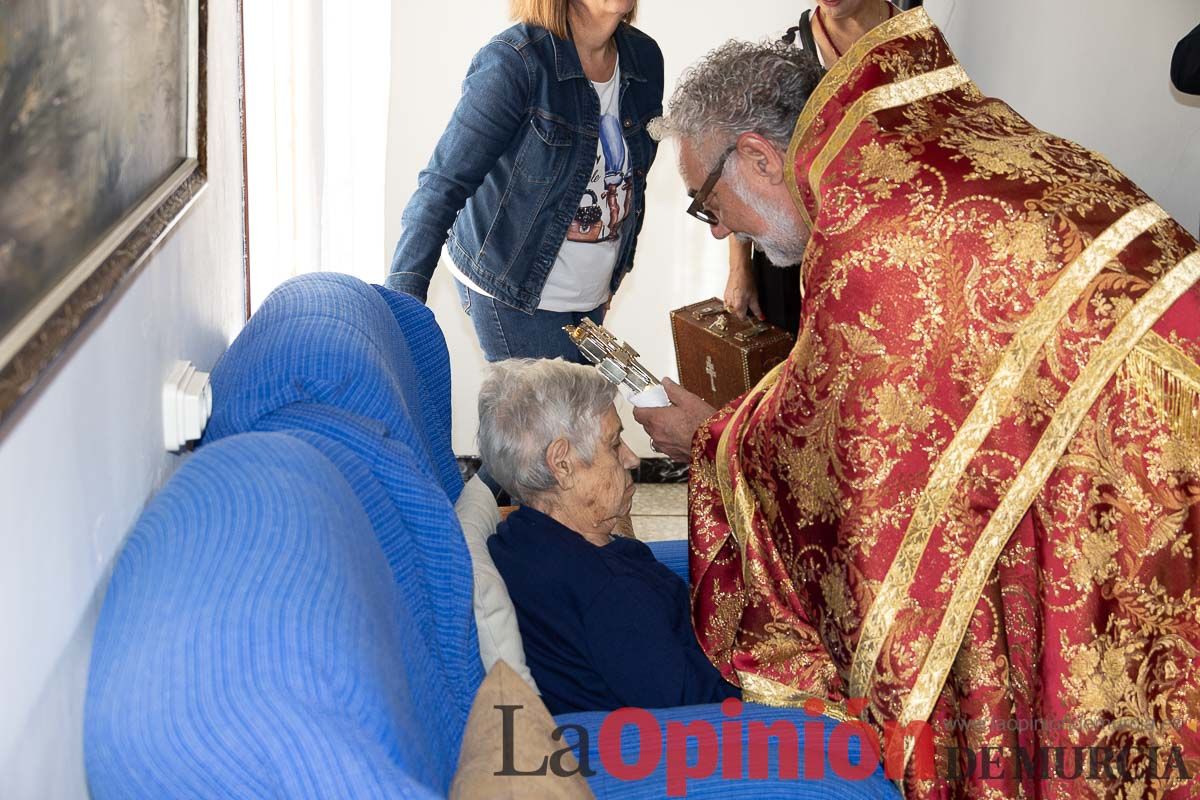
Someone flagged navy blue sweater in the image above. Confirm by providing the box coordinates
[488,506,740,715]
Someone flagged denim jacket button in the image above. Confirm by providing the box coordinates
[623,118,632,129]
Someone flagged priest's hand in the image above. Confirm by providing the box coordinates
[632,378,716,463]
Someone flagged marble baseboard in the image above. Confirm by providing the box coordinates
[456,456,688,485]
[634,457,690,483]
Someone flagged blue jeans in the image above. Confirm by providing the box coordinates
[455,282,606,364]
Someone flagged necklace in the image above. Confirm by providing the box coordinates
[815,0,895,59]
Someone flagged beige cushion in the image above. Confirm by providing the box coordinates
[451,661,595,800]
[455,475,538,692]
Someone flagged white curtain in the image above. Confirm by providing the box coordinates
[244,0,391,311]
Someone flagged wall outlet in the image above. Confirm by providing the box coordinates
[162,361,212,452]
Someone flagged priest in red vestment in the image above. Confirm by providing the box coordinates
[636,8,1200,798]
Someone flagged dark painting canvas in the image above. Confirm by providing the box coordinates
[0,0,191,355]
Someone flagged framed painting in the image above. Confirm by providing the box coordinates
[0,0,208,428]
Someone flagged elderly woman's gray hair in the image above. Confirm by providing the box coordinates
[477,358,618,504]
[655,40,823,166]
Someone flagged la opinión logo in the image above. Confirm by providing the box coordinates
[494,697,1193,796]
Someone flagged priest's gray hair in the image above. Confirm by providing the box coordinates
[477,358,617,504]
[654,40,823,167]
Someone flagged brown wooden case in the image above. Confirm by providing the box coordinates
[670,298,795,409]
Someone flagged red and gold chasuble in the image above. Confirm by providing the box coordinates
[689,8,1200,798]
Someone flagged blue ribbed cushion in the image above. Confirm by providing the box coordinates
[86,433,454,798]
[371,284,457,492]
[645,539,688,582]
[203,273,462,503]
[255,405,484,718]
[557,703,899,799]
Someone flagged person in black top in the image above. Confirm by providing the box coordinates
[478,358,740,715]
[1172,23,1200,95]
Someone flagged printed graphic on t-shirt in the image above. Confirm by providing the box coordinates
[567,114,632,244]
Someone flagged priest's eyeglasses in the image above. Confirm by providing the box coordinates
[686,144,737,226]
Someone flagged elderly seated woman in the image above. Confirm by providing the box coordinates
[480,359,741,715]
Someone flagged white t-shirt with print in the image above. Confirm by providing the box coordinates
[448,57,633,309]
[537,60,632,312]
[447,60,633,312]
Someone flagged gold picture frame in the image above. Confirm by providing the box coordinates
[0,0,211,429]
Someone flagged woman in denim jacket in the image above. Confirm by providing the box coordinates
[386,0,664,362]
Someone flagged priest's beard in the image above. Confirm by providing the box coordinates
[727,168,809,267]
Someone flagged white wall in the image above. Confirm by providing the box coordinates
[384,1,803,458]
[925,0,1200,233]
[386,1,1200,459]
[0,3,246,797]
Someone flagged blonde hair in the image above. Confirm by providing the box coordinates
[510,0,638,40]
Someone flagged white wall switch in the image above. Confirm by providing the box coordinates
[162,361,213,452]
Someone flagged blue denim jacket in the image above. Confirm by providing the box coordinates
[385,23,664,313]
